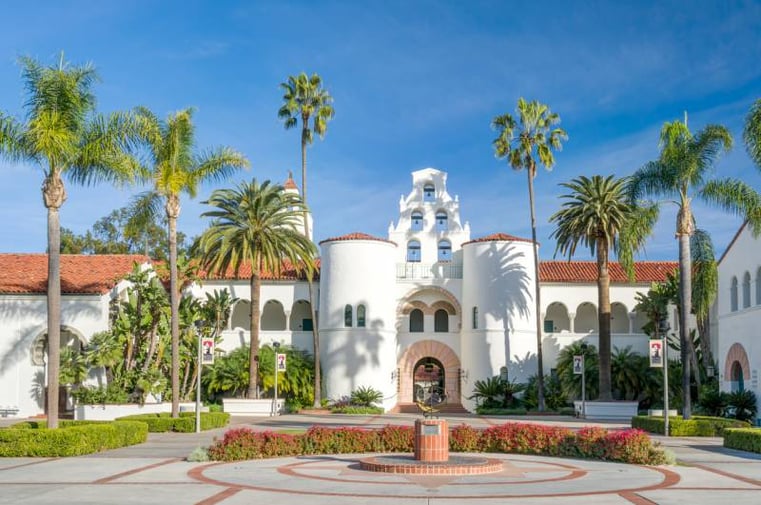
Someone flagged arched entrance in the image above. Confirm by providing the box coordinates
[724,343,750,392]
[730,361,745,392]
[397,340,461,409]
[413,357,445,403]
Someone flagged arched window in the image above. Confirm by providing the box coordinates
[742,272,751,309]
[435,211,448,232]
[357,304,366,327]
[731,277,739,312]
[407,240,421,262]
[344,304,353,327]
[411,210,423,231]
[756,267,761,306]
[423,184,435,202]
[409,309,424,332]
[434,309,449,332]
[437,240,452,262]
[472,306,478,329]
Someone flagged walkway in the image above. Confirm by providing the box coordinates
[0,413,759,504]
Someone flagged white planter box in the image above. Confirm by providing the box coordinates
[74,402,197,421]
[573,401,639,420]
[223,398,284,416]
[647,409,678,417]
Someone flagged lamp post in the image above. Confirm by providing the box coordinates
[272,342,280,417]
[580,342,588,419]
[194,319,203,434]
[658,316,671,437]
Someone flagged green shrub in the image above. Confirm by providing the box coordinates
[475,407,528,415]
[631,415,750,436]
[116,412,230,432]
[71,384,130,405]
[349,386,383,407]
[0,421,147,456]
[727,390,758,422]
[330,406,383,415]
[724,428,761,454]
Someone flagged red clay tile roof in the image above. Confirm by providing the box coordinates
[199,258,321,281]
[284,172,299,190]
[463,233,534,245]
[319,232,396,246]
[539,261,678,283]
[0,254,150,295]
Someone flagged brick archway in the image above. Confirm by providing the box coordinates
[724,343,751,381]
[398,340,461,405]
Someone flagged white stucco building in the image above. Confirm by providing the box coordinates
[0,168,679,417]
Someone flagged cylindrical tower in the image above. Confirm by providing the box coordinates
[460,233,537,411]
[318,233,398,411]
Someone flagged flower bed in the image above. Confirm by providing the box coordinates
[207,422,665,465]
[0,420,148,456]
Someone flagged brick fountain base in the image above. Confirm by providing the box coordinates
[359,419,502,475]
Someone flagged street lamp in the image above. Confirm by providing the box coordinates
[580,342,588,419]
[658,315,671,437]
[272,342,281,417]
[194,319,203,434]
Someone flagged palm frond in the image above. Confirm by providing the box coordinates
[690,229,717,320]
[744,98,761,169]
[699,178,761,223]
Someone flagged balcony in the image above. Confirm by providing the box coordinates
[396,263,463,280]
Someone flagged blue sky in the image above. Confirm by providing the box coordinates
[0,0,760,260]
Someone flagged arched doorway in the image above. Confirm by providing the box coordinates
[730,361,745,392]
[724,343,750,393]
[413,357,445,403]
[397,340,461,407]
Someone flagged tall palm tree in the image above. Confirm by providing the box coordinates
[491,98,567,411]
[745,98,761,170]
[129,107,249,417]
[196,179,317,398]
[549,175,658,400]
[630,117,761,418]
[691,229,717,372]
[0,55,143,427]
[278,72,334,407]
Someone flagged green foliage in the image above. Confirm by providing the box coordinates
[475,407,528,415]
[523,374,567,411]
[610,346,649,401]
[330,406,384,415]
[724,428,761,454]
[632,415,749,436]
[697,382,729,417]
[71,384,130,405]
[557,341,599,400]
[187,446,210,462]
[727,390,758,422]
[0,421,148,456]
[115,412,229,432]
[349,386,383,407]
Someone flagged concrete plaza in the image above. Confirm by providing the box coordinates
[0,413,760,504]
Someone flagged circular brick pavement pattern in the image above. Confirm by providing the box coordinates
[192,453,679,500]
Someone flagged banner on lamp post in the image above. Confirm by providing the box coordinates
[276,353,287,372]
[572,355,583,375]
[201,338,215,365]
[649,339,664,367]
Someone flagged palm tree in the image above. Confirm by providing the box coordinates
[691,229,717,372]
[278,72,334,407]
[491,98,567,411]
[0,55,143,427]
[745,98,761,169]
[196,179,317,398]
[549,175,657,400]
[129,107,249,417]
[630,117,761,418]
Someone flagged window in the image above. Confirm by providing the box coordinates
[357,304,366,327]
[411,211,423,231]
[407,240,421,262]
[423,184,435,202]
[731,277,739,312]
[434,309,449,332]
[437,240,452,262]
[544,320,554,333]
[410,309,424,332]
[472,306,478,329]
[743,272,751,309]
[344,304,353,327]
[756,267,761,306]
[435,211,448,232]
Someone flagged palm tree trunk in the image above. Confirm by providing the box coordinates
[43,172,66,429]
[677,204,692,419]
[697,315,713,370]
[526,167,545,411]
[167,196,181,418]
[248,257,262,399]
[301,123,321,407]
[597,240,612,401]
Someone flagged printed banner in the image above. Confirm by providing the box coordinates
[201,338,215,365]
[277,353,287,372]
[649,339,664,368]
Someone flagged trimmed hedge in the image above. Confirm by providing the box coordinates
[208,423,666,465]
[724,428,761,454]
[476,407,528,415]
[631,415,750,436]
[0,421,147,456]
[329,406,384,415]
[115,412,230,432]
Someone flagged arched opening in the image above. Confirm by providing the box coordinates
[756,267,761,306]
[423,183,435,202]
[731,276,739,312]
[413,357,445,403]
[611,303,629,333]
[437,240,452,262]
[261,300,286,330]
[31,327,86,414]
[407,240,421,262]
[357,304,366,327]
[344,304,353,327]
[411,210,424,231]
[231,300,251,330]
[575,302,599,333]
[742,271,751,309]
[730,361,745,392]
[435,210,448,232]
[632,310,649,334]
[544,302,570,333]
[434,309,449,332]
[409,308,424,332]
[289,300,312,331]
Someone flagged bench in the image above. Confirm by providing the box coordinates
[0,407,19,417]
[573,401,638,421]
[223,398,285,416]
